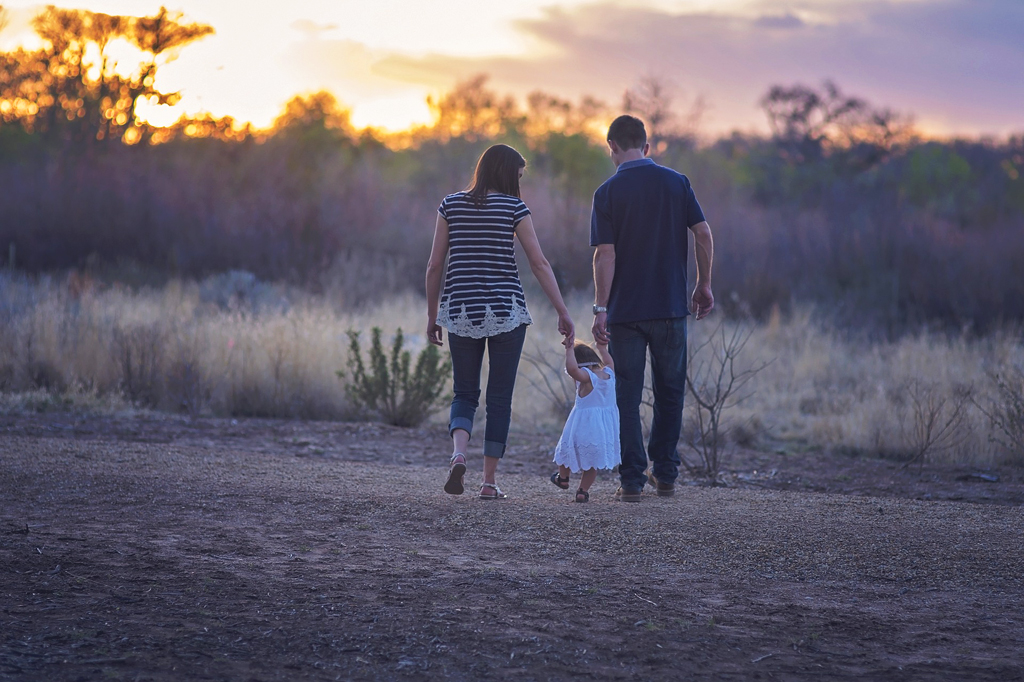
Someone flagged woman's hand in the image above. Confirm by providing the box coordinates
[427,319,444,347]
[558,310,575,347]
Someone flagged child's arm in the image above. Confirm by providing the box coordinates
[564,343,592,385]
[596,341,614,371]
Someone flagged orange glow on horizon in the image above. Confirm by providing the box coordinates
[1,0,1020,141]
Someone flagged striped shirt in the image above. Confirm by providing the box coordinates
[437,191,533,338]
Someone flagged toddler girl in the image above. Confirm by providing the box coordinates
[550,340,620,502]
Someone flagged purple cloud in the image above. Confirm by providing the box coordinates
[303,0,1024,136]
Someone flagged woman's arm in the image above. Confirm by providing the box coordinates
[565,342,591,385]
[425,213,449,346]
[514,214,574,345]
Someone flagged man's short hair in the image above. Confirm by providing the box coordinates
[607,115,647,151]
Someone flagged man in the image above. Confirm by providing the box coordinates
[590,115,715,502]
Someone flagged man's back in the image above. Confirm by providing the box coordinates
[590,159,705,324]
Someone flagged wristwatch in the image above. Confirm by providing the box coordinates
[592,305,607,315]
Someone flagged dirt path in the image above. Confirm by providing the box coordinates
[2,415,1023,681]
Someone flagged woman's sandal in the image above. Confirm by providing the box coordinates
[479,482,508,500]
[574,488,590,503]
[550,472,570,490]
[444,453,467,495]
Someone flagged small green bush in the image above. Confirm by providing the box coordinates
[340,327,451,427]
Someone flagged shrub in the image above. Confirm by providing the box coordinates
[340,327,451,427]
[166,353,211,417]
[976,367,1024,463]
[897,378,973,470]
[682,323,769,482]
[520,344,576,421]
[111,323,164,407]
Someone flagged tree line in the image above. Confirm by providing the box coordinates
[1,5,1023,333]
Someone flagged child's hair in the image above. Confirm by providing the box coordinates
[573,341,603,367]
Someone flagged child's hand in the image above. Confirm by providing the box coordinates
[562,336,573,349]
[595,338,614,370]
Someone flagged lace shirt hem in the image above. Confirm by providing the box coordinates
[438,299,533,339]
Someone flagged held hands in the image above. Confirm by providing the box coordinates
[592,312,610,345]
[557,310,575,347]
[691,283,715,320]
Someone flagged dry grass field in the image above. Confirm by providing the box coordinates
[1,272,1022,469]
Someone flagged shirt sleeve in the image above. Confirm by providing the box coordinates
[686,182,706,227]
[438,195,449,220]
[590,186,614,246]
[512,199,531,227]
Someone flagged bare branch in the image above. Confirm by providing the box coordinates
[683,321,770,481]
[899,379,973,470]
[521,346,575,420]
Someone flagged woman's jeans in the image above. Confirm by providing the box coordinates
[609,317,687,490]
[447,324,527,459]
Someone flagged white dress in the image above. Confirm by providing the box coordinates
[553,367,621,472]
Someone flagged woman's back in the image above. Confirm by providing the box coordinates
[438,191,533,338]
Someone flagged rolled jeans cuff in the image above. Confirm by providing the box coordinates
[483,440,506,459]
[449,416,473,438]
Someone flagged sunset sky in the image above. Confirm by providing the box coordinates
[1,0,1021,137]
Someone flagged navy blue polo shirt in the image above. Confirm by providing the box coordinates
[590,158,706,324]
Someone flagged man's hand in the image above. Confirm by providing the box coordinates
[592,312,610,344]
[691,283,714,320]
[427,318,444,346]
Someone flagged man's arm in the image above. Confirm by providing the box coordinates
[688,220,714,320]
[592,243,615,343]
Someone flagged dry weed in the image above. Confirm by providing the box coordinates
[1,275,1021,467]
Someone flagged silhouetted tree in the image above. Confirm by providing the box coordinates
[525,91,605,139]
[0,6,213,145]
[424,75,523,142]
[760,80,913,167]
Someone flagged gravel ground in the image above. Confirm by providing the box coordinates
[2,414,1023,681]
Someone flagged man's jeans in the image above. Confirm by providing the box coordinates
[609,318,687,490]
[447,324,527,459]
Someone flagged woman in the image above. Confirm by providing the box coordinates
[425,144,574,499]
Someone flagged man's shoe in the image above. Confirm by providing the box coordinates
[648,472,675,497]
[614,486,643,502]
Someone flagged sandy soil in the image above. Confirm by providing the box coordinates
[2,413,1023,681]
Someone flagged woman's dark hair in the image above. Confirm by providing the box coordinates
[466,144,526,203]
[573,341,602,367]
